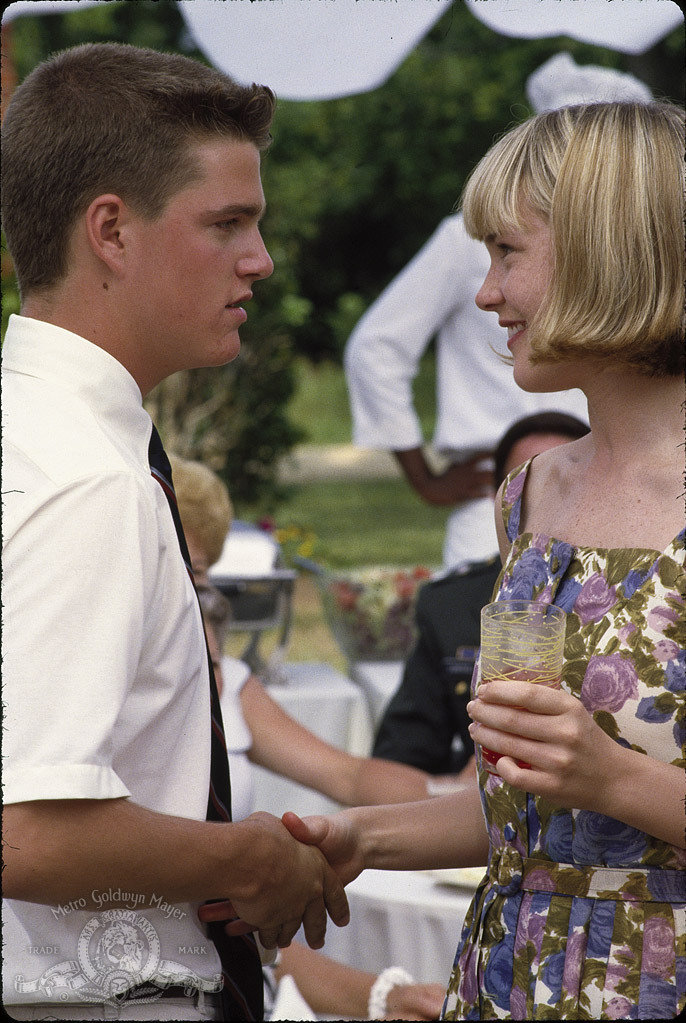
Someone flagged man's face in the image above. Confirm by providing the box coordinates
[123,138,273,393]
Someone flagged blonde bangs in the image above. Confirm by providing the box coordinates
[461,112,570,240]
[463,102,684,377]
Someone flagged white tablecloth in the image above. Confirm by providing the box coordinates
[321,868,477,987]
[350,661,404,731]
[251,661,374,819]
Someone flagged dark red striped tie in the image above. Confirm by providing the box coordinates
[149,425,263,1021]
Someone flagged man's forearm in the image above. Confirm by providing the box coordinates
[4,797,261,906]
[2,796,350,948]
[394,449,494,505]
[4,793,333,957]
[394,448,432,495]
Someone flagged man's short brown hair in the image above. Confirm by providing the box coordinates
[1,42,276,299]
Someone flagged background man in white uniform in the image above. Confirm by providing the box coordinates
[344,54,652,572]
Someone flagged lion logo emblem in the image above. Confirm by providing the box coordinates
[16,909,222,1005]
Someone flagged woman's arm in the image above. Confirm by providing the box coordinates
[282,784,490,887]
[241,675,432,805]
[277,941,445,1021]
[468,680,686,848]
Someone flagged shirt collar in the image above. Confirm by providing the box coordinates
[2,314,153,466]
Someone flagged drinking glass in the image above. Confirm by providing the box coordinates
[478,599,566,774]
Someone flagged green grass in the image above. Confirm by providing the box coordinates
[287,350,437,444]
[240,350,445,571]
[233,477,448,668]
[287,359,355,444]
[243,477,449,570]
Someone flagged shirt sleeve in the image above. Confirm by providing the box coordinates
[2,471,160,804]
[372,647,472,774]
[343,215,470,451]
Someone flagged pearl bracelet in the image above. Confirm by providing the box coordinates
[368,965,415,1020]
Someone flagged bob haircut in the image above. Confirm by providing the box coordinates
[460,102,685,377]
[1,42,276,300]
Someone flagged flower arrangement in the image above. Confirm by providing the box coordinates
[319,565,433,663]
[256,518,433,661]
[257,518,319,565]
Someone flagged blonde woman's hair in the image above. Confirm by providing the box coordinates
[168,455,233,568]
[461,102,685,376]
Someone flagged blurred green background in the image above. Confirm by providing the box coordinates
[2,0,683,585]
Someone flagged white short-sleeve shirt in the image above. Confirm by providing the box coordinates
[2,315,223,1003]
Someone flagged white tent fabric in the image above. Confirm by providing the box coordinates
[465,0,683,56]
[179,0,683,98]
[178,0,453,101]
[2,0,103,24]
[3,0,682,99]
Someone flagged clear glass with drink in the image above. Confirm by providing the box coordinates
[478,599,567,774]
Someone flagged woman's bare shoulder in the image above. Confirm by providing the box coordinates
[517,439,588,537]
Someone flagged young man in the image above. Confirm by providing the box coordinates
[1,43,348,1022]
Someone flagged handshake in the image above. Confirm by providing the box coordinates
[198,807,363,950]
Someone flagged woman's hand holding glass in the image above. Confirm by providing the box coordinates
[467,679,625,811]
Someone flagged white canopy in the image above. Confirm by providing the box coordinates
[177,0,453,101]
[465,0,683,56]
[3,0,683,100]
[2,0,103,22]
[179,0,683,98]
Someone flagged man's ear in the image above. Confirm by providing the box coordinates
[84,194,132,276]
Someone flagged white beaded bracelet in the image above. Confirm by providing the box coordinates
[368,965,415,1020]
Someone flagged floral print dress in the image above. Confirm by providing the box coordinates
[443,460,686,1020]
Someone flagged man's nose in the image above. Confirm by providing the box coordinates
[238,233,274,281]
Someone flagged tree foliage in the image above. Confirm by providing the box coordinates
[263,4,683,360]
[3,0,683,504]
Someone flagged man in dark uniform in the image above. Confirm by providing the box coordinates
[373,412,589,776]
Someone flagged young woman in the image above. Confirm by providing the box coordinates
[278,101,685,1020]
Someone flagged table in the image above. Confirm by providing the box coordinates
[250,661,374,819]
[210,520,297,677]
[320,868,477,986]
[350,661,404,731]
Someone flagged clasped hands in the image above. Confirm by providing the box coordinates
[199,684,622,949]
[198,809,352,951]
[466,678,623,808]
[420,452,495,505]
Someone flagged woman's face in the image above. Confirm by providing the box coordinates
[476,209,561,392]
